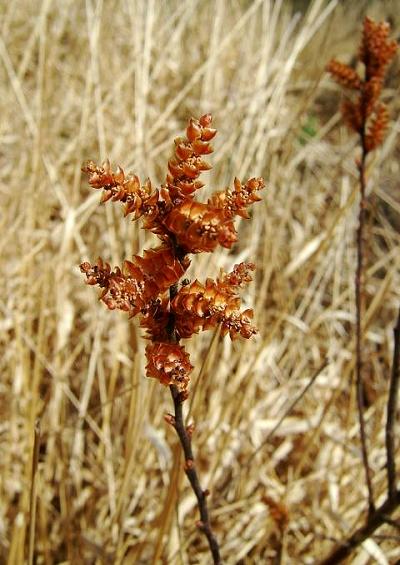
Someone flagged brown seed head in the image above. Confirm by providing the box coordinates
[145,342,193,393]
[326,60,361,90]
[328,17,397,151]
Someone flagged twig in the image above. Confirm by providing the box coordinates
[169,385,221,564]
[28,419,40,565]
[319,308,400,563]
[354,127,374,515]
[385,306,400,499]
[318,489,400,564]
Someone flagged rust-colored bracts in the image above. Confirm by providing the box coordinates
[327,17,397,152]
[80,246,189,317]
[172,263,257,340]
[166,113,216,200]
[163,200,237,253]
[81,114,264,393]
[164,178,265,253]
[145,342,193,396]
[209,177,264,219]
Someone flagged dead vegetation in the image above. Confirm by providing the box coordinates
[0,1,399,563]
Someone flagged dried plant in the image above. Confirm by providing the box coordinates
[80,114,264,562]
[322,17,399,563]
[327,17,397,153]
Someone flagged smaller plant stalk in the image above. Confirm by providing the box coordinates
[319,307,400,564]
[325,17,398,561]
[328,15,397,516]
[385,307,400,499]
[355,133,374,514]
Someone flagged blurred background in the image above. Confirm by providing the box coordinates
[1,0,399,562]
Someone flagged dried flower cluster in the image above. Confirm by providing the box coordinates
[327,17,397,152]
[81,115,264,397]
[172,263,257,340]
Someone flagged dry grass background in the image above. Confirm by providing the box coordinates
[1,0,400,563]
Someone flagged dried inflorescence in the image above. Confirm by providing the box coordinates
[359,17,398,79]
[81,246,189,317]
[81,114,264,396]
[145,342,193,396]
[327,17,397,152]
[82,159,171,234]
[164,201,236,253]
[209,177,264,219]
[166,113,216,200]
[172,263,257,340]
[164,177,264,254]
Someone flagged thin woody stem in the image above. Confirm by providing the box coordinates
[355,132,375,514]
[320,310,400,564]
[318,489,400,564]
[170,385,221,564]
[385,306,400,499]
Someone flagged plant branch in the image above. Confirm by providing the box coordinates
[320,307,400,564]
[385,306,400,499]
[318,489,400,564]
[169,384,221,564]
[355,137,374,514]
[28,419,40,565]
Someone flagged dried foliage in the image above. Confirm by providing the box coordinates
[172,263,257,339]
[81,115,263,397]
[145,342,193,393]
[327,16,397,151]
[81,246,188,318]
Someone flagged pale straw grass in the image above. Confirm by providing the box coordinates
[1,0,399,563]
